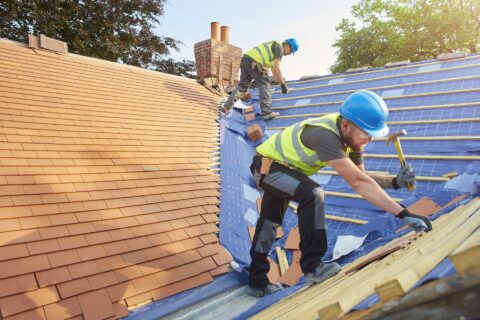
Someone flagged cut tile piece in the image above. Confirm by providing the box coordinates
[284,227,300,250]
[407,197,441,216]
[267,258,281,284]
[211,245,232,266]
[77,290,115,320]
[279,262,303,287]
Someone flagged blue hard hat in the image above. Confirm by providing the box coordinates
[285,38,299,54]
[339,90,389,137]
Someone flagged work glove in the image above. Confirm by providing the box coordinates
[281,84,288,94]
[397,209,432,232]
[393,164,415,189]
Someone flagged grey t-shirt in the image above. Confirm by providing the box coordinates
[300,125,363,165]
[271,42,283,61]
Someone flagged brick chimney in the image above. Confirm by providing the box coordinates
[194,22,242,86]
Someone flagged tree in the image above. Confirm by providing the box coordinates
[331,0,480,73]
[0,0,196,78]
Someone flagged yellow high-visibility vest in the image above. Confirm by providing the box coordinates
[257,114,351,176]
[245,41,280,69]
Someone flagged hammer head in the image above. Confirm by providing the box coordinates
[386,129,407,146]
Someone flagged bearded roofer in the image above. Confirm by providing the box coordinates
[223,38,299,120]
[247,90,432,297]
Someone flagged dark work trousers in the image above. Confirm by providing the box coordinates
[224,56,273,116]
[249,156,328,288]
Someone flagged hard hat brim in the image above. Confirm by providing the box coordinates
[364,125,389,138]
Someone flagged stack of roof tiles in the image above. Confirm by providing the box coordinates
[0,39,231,320]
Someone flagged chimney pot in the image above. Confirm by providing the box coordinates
[221,26,230,43]
[211,22,221,40]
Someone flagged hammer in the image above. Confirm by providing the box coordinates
[386,130,416,192]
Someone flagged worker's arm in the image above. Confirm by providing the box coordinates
[271,58,284,85]
[330,157,403,215]
[331,157,432,231]
[363,165,415,189]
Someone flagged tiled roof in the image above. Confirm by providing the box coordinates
[0,39,231,319]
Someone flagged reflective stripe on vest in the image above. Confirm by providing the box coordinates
[245,41,277,68]
[256,114,351,176]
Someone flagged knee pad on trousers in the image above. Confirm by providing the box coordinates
[312,187,326,230]
[254,219,279,254]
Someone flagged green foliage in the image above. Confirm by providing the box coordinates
[331,0,480,73]
[0,0,196,78]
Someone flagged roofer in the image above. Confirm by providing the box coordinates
[247,90,433,297]
[223,38,299,120]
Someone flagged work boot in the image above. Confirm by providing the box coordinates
[247,283,284,297]
[262,112,280,120]
[222,102,233,114]
[304,262,341,285]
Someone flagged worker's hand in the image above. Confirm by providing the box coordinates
[394,164,415,189]
[397,209,432,232]
[281,84,288,94]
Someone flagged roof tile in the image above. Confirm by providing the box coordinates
[212,245,233,266]
[2,308,46,320]
[150,283,177,301]
[96,255,126,273]
[57,235,88,250]
[57,278,92,299]
[26,239,60,255]
[131,274,160,293]
[88,271,120,290]
[106,281,138,302]
[0,254,51,279]
[43,297,81,320]
[103,241,130,256]
[19,216,51,229]
[38,225,70,240]
[210,265,229,277]
[0,218,21,232]
[77,290,116,320]
[47,249,81,268]
[68,260,101,279]
[36,266,72,287]
[114,265,144,282]
[0,286,59,317]
[0,273,38,298]
[125,291,153,308]
[0,243,29,261]
[199,233,219,245]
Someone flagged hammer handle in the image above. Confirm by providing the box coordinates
[393,141,407,167]
[393,140,416,192]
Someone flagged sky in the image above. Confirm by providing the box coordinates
[157,0,358,81]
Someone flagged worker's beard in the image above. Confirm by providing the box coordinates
[344,133,366,152]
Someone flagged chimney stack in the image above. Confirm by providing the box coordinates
[194,22,242,87]
[210,22,221,41]
[221,26,230,44]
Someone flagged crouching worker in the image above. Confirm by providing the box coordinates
[247,90,432,297]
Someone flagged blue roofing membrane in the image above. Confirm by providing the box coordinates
[127,54,480,319]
